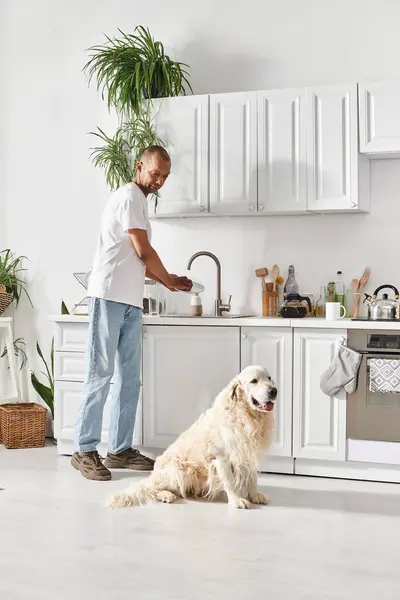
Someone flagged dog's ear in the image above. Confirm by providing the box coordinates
[231,383,238,400]
[231,380,245,402]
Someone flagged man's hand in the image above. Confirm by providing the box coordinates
[167,274,193,292]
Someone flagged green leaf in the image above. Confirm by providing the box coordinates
[31,371,54,417]
[36,342,53,389]
[61,300,70,315]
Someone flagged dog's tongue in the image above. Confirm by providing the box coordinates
[260,401,274,411]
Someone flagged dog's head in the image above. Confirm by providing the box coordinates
[231,365,277,413]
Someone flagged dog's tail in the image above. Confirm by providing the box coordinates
[106,479,158,509]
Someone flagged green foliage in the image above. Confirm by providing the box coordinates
[83,26,192,117]
[0,249,32,307]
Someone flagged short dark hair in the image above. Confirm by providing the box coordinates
[140,145,171,162]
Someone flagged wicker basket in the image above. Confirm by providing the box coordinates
[0,284,13,316]
[0,403,47,449]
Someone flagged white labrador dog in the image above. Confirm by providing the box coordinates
[107,365,277,509]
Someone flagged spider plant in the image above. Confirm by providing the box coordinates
[84,26,192,117]
[1,337,27,370]
[0,249,32,307]
[89,115,165,207]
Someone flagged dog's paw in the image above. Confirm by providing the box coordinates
[230,497,251,509]
[157,490,177,504]
[249,491,269,505]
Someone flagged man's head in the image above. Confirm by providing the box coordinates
[135,145,171,196]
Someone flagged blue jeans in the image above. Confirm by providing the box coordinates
[75,297,142,454]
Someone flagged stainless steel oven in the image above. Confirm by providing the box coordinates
[347,330,400,443]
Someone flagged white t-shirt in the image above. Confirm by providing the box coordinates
[87,182,151,308]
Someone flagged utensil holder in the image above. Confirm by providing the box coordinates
[262,291,279,317]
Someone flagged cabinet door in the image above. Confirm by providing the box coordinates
[258,89,307,213]
[241,327,293,457]
[209,92,258,215]
[359,82,400,155]
[151,95,209,216]
[293,329,347,461]
[54,381,142,453]
[142,326,240,448]
[306,84,359,212]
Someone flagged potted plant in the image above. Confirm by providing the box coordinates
[89,115,164,192]
[0,249,32,315]
[30,301,70,438]
[83,25,192,117]
[84,26,193,212]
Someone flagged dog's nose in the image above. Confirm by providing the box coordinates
[269,387,277,400]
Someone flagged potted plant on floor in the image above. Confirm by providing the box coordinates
[30,301,70,439]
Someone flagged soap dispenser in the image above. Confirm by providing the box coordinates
[189,293,203,317]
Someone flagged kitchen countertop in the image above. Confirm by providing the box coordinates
[49,315,400,330]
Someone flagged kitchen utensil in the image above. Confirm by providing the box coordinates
[325,301,346,321]
[272,264,280,291]
[255,268,268,292]
[280,294,312,318]
[275,275,285,287]
[354,267,371,317]
[262,291,279,317]
[350,278,359,317]
[363,284,400,321]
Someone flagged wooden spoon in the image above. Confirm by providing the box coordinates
[272,265,280,292]
[354,268,371,317]
[350,278,359,317]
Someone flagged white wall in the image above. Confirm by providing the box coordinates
[1,0,400,398]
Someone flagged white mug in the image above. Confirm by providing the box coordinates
[325,302,346,320]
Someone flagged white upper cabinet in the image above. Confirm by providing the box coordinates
[258,89,307,213]
[306,84,370,213]
[209,92,258,214]
[359,81,400,156]
[150,95,209,216]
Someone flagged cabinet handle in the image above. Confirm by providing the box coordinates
[258,204,264,211]
[143,332,148,339]
[199,205,206,212]
[350,202,357,209]
[241,333,247,340]
[248,205,254,211]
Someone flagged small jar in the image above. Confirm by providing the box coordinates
[189,293,203,317]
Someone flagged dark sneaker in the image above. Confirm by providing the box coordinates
[104,448,155,471]
[71,451,111,481]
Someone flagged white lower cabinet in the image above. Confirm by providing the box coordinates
[240,327,293,457]
[54,381,143,455]
[293,328,347,461]
[142,325,240,448]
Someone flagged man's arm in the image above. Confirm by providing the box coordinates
[145,267,163,285]
[129,229,191,291]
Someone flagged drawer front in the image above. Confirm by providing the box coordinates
[54,322,88,352]
[54,381,142,446]
[55,352,86,382]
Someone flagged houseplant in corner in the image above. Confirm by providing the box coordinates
[30,301,70,439]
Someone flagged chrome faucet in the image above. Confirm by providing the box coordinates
[186,251,231,317]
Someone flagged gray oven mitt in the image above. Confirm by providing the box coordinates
[320,344,362,396]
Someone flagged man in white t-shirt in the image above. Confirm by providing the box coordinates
[72,146,192,481]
